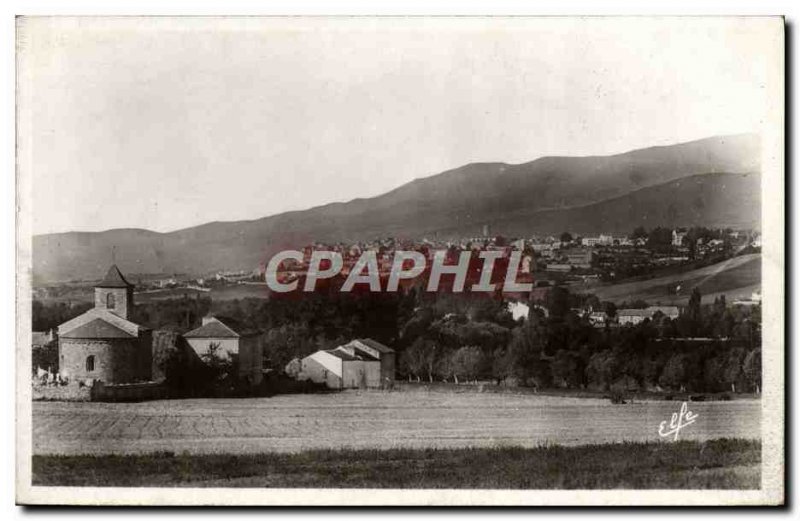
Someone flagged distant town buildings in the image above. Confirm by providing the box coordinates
[617,306,681,326]
[672,228,688,247]
[507,301,530,321]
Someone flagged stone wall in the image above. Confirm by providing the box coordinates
[32,382,91,401]
[59,336,151,384]
[94,286,134,319]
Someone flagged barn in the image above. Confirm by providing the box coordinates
[291,338,395,389]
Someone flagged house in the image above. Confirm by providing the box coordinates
[581,235,614,247]
[672,228,688,247]
[617,309,652,326]
[336,339,396,385]
[646,306,680,320]
[618,306,681,325]
[507,301,530,321]
[183,315,265,385]
[295,349,380,389]
[56,265,152,384]
[588,311,609,328]
[562,248,594,269]
[291,338,395,389]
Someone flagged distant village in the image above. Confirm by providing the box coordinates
[31,224,762,402]
[32,224,759,298]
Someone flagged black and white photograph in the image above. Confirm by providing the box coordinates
[13,14,785,507]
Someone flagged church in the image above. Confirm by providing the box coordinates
[57,265,152,384]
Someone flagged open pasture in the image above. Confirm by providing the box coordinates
[32,391,761,456]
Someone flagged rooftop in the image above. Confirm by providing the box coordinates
[185,316,261,338]
[353,338,395,354]
[60,318,136,339]
[96,264,134,289]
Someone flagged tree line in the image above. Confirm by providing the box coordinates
[32,284,760,394]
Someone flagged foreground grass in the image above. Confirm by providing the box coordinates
[32,438,760,489]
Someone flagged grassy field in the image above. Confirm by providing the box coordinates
[32,392,761,456]
[32,438,761,489]
[591,253,761,304]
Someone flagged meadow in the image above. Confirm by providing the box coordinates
[32,438,760,489]
[33,391,761,456]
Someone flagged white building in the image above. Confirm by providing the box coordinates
[617,306,680,325]
[291,338,394,389]
[184,315,265,385]
[672,229,688,247]
[617,309,651,326]
[507,301,530,321]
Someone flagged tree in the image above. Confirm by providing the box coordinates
[586,350,618,391]
[559,232,573,243]
[647,227,673,251]
[631,226,648,241]
[546,285,571,320]
[449,346,484,383]
[201,342,234,383]
[263,324,317,370]
[551,349,582,388]
[401,337,437,381]
[742,348,761,393]
[686,287,702,336]
[659,353,688,391]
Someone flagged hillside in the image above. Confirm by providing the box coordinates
[32,134,760,283]
[590,254,761,305]
[484,171,760,236]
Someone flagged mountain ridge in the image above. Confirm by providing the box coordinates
[32,134,760,283]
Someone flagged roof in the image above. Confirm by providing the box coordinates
[326,349,379,362]
[325,349,361,362]
[60,318,136,339]
[184,320,239,339]
[96,265,134,288]
[354,338,395,354]
[647,306,680,315]
[207,315,244,332]
[184,316,261,338]
[617,309,652,317]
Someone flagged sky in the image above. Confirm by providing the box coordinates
[19,17,780,235]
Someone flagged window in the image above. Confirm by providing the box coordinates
[85,355,95,372]
[106,292,116,309]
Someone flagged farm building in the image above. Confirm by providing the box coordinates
[291,338,395,389]
[646,306,680,320]
[57,265,152,384]
[617,306,681,325]
[617,309,652,326]
[183,315,265,385]
[588,311,609,328]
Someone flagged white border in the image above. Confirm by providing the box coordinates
[5,3,791,512]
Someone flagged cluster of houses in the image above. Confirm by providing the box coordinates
[33,265,395,393]
[508,301,681,328]
[597,305,681,327]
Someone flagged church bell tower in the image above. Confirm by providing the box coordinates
[94,264,135,320]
